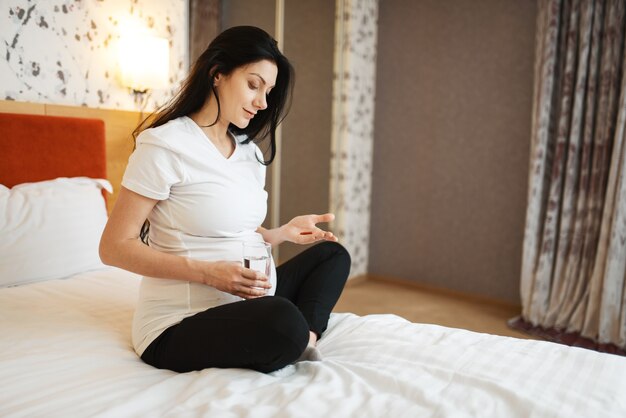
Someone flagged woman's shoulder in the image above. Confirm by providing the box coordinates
[233,134,263,159]
[137,117,192,148]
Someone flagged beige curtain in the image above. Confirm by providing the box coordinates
[511,0,626,354]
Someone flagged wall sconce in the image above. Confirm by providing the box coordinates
[118,34,169,110]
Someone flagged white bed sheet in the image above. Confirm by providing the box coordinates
[1,268,626,418]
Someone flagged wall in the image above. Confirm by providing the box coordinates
[219,0,278,249]
[370,0,537,303]
[0,0,188,112]
[189,0,220,63]
[279,0,336,263]
[221,0,336,265]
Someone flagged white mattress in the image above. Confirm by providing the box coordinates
[1,268,626,417]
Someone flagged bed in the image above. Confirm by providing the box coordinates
[2,111,626,417]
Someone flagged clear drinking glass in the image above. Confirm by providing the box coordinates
[242,242,272,279]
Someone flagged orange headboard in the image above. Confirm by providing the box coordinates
[0,112,106,187]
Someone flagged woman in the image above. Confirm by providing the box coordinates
[99,26,350,373]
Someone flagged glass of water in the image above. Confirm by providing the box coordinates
[242,242,271,279]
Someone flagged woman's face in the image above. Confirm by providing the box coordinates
[214,59,278,129]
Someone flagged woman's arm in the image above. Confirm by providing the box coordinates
[257,213,338,247]
[99,187,270,298]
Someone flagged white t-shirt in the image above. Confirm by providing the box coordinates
[122,116,277,356]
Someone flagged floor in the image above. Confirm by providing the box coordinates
[333,276,532,340]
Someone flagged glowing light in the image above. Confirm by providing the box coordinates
[118,32,169,93]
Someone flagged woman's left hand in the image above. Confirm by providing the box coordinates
[282,213,338,245]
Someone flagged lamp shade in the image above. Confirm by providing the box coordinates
[119,35,169,92]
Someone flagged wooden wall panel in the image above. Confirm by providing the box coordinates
[0,100,45,115]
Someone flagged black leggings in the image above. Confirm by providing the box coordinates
[141,242,351,373]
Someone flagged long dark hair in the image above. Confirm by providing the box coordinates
[134,25,294,165]
[135,26,294,244]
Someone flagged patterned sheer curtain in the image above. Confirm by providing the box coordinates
[509,0,626,354]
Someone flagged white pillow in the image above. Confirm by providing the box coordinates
[0,177,112,287]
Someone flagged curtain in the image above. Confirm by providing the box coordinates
[510,0,626,354]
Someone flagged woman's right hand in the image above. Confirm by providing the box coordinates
[202,261,272,299]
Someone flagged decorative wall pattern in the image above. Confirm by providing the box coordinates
[1,0,187,112]
[330,0,378,277]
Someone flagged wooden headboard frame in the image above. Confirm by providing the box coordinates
[0,100,141,213]
[0,112,107,187]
